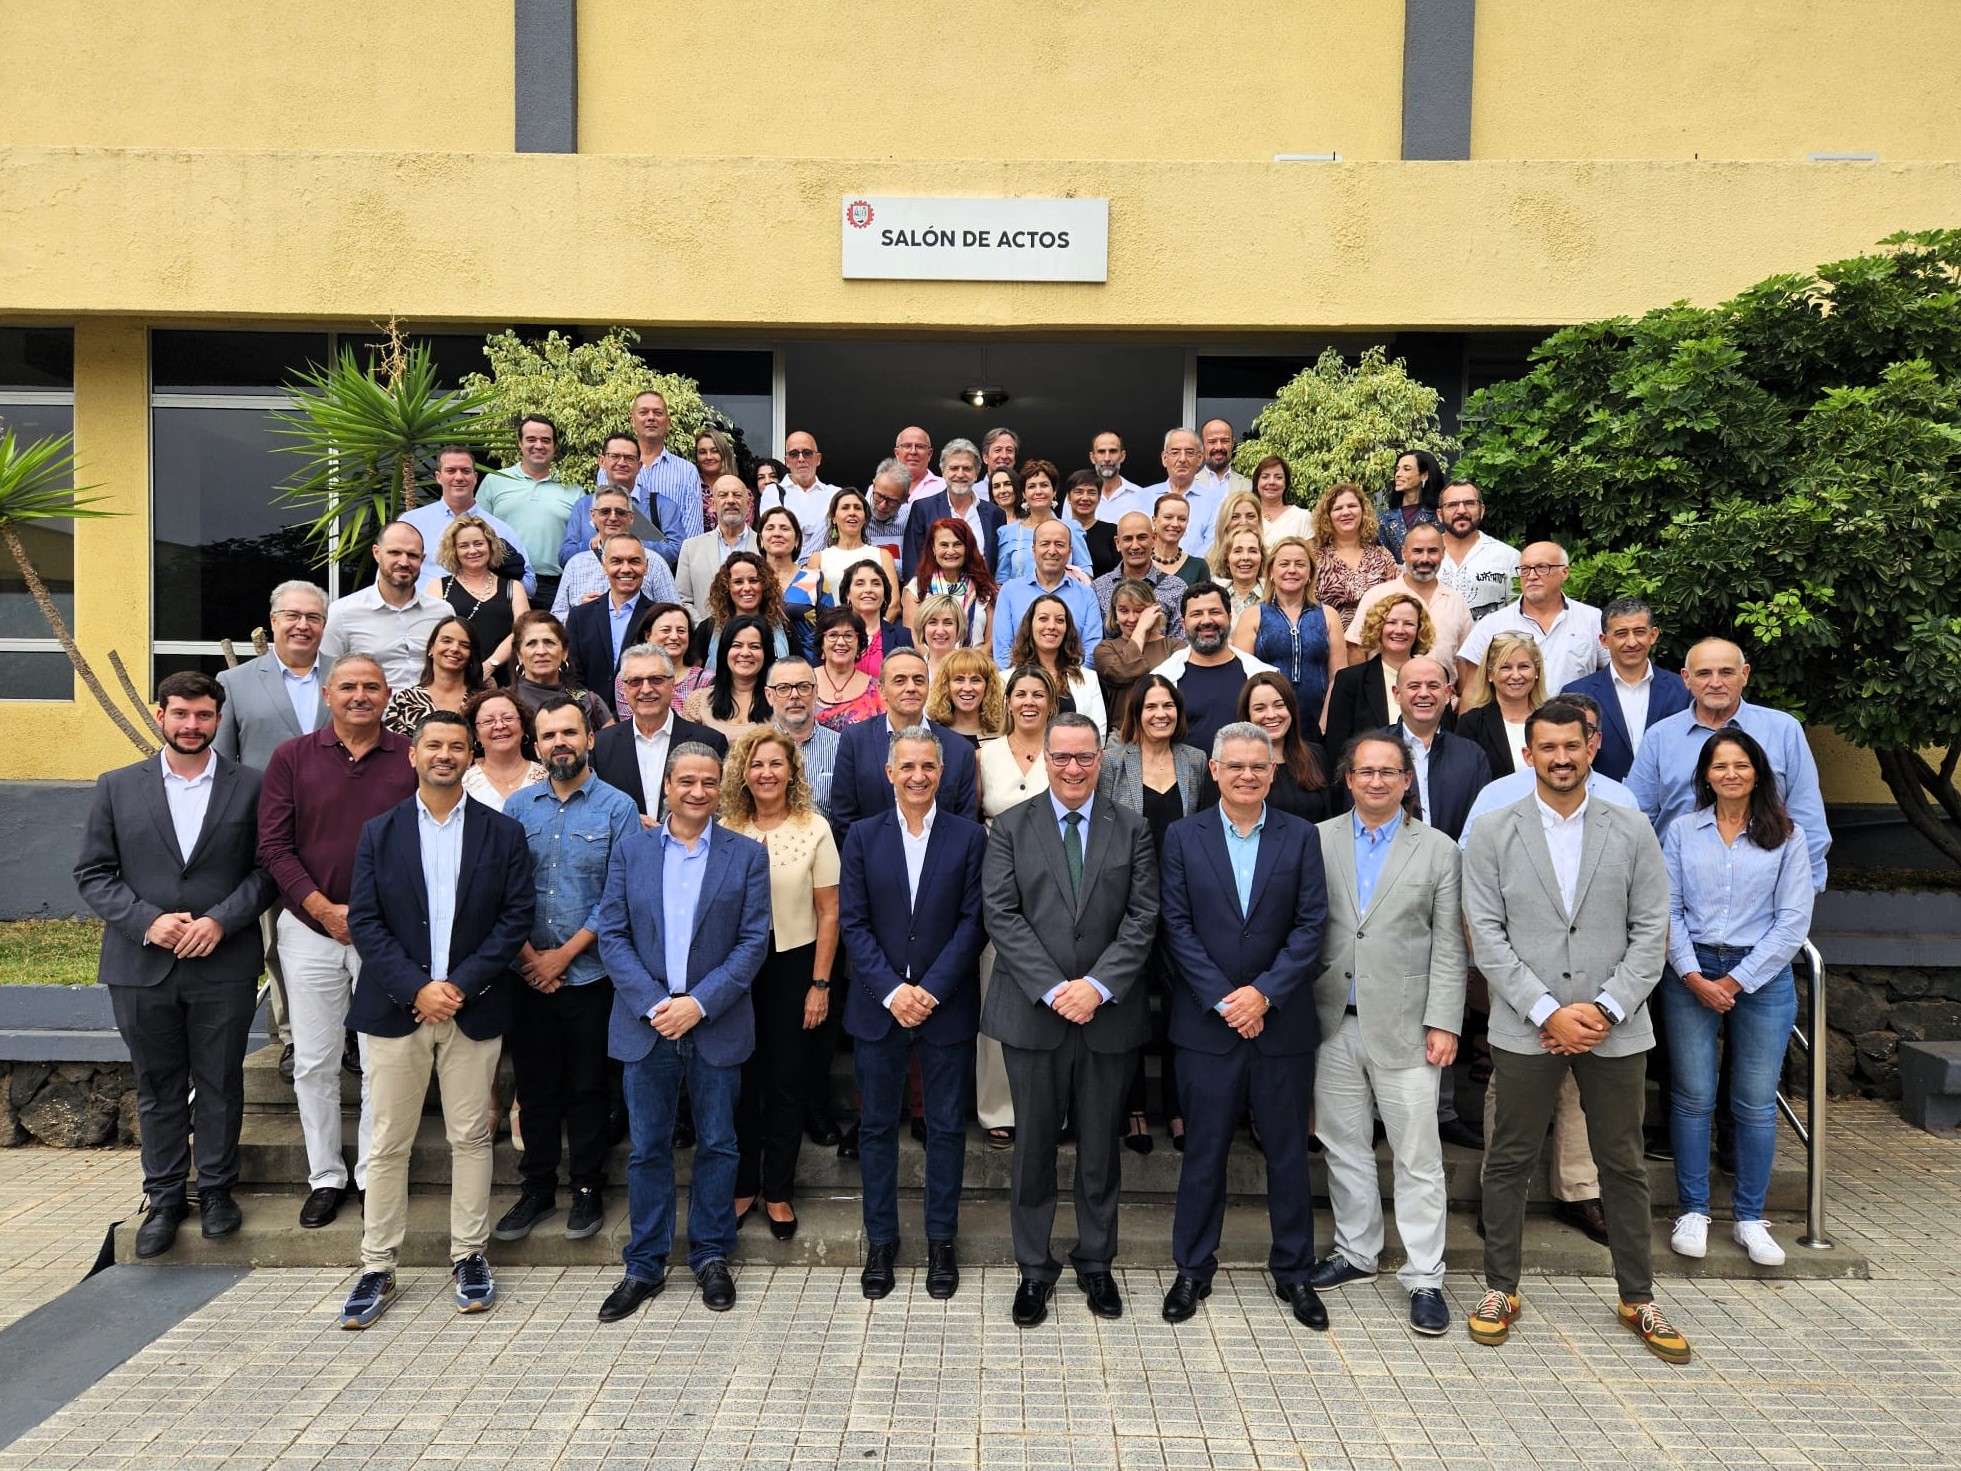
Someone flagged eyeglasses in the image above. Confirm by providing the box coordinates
[271,610,325,624]
[1218,761,1272,775]
[1519,563,1567,577]
[1046,751,1099,768]
[622,675,672,688]
[785,448,817,459]
[477,714,518,729]
[1350,767,1409,782]
[768,681,816,696]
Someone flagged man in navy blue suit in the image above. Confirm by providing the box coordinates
[1391,657,1493,842]
[1561,598,1689,781]
[840,726,990,1301]
[338,711,537,1329]
[564,535,657,699]
[593,743,772,1322]
[1158,721,1331,1329]
[900,437,1004,579]
[829,649,978,831]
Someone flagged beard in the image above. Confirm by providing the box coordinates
[1189,625,1228,655]
[547,752,588,782]
[163,729,211,756]
[1094,462,1118,481]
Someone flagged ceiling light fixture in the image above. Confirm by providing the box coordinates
[959,385,1010,409]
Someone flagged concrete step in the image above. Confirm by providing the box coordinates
[234,1110,1815,1213]
[113,1190,1868,1281]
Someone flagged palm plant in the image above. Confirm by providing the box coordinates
[272,330,492,570]
[0,429,158,753]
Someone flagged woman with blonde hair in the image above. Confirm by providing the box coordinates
[1455,632,1546,778]
[1311,482,1399,626]
[1323,590,1436,754]
[1206,489,1263,565]
[925,647,1004,745]
[427,512,529,677]
[910,592,969,685]
[1210,525,1268,621]
[1231,535,1346,737]
[718,726,840,1241]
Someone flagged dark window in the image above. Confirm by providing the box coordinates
[0,401,75,639]
[0,651,73,700]
[1195,354,1314,445]
[0,328,75,390]
[634,346,774,462]
[152,331,331,393]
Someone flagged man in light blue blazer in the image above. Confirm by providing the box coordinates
[594,742,772,1322]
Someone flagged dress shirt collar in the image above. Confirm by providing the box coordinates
[658,817,713,853]
[415,792,465,829]
[1351,808,1401,845]
[1221,802,1269,840]
[1049,790,1094,827]
[281,660,320,682]
[634,710,677,745]
[1534,793,1591,830]
[897,803,937,839]
[159,750,216,788]
[1611,662,1654,693]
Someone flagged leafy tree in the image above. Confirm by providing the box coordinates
[463,328,727,490]
[1232,346,1460,506]
[1457,230,1961,864]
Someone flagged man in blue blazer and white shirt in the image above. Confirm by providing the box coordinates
[594,742,772,1322]
[829,649,977,832]
[1561,598,1689,782]
[565,535,657,700]
[339,711,537,1329]
[1158,721,1330,1329]
[840,726,990,1302]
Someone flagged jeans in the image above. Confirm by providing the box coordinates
[621,1034,743,1281]
[1663,943,1797,1221]
[854,1027,974,1245]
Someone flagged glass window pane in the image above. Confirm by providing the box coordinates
[634,347,775,465]
[152,330,330,393]
[0,402,75,638]
[0,650,75,701]
[0,328,75,390]
[1195,355,1314,445]
[150,651,231,690]
[152,407,316,644]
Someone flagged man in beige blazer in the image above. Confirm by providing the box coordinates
[1309,732,1466,1336]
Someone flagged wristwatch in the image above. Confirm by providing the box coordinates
[809,979,830,991]
[1590,1000,1616,1026]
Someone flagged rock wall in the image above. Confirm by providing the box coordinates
[1822,966,1961,1100]
[1,1061,138,1148]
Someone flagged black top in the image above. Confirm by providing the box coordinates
[1455,702,1527,779]
[1079,519,1121,579]
[440,574,518,667]
[1140,779,1185,855]
[1178,659,1249,757]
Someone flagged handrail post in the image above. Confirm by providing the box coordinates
[1798,940,1834,1250]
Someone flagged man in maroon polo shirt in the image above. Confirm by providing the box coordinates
[258,652,416,1229]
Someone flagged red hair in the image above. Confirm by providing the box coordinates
[910,517,999,605]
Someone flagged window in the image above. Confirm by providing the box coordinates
[0,328,77,700]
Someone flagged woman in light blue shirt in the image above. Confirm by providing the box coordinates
[991,460,1091,583]
[1660,728,1813,1268]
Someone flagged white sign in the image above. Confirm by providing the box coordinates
[841,196,1109,283]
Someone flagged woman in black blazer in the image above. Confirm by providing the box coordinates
[1455,631,1547,779]
[1323,592,1453,756]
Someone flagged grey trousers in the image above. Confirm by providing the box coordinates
[1482,1046,1653,1302]
[109,968,258,1202]
[1001,1030,1133,1283]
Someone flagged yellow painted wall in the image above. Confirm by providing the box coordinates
[0,2,512,153]
[1473,1,1961,161]
[576,0,1405,161]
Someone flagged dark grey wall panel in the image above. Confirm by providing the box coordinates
[1403,0,1476,161]
[514,0,578,154]
[0,782,91,919]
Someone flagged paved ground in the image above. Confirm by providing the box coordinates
[1,1099,1956,1470]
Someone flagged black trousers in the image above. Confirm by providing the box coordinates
[510,975,615,1192]
[1125,946,1182,1122]
[736,942,816,1203]
[109,968,258,1202]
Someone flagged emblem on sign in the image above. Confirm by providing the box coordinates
[846,199,875,229]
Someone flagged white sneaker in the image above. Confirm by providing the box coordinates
[1733,1219,1786,1266]
[1669,1212,1710,1258]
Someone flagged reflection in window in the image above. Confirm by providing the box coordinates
[0,401,75,641]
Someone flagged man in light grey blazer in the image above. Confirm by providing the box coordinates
[1310,731,1465,1337]
[981,713,1159,1329]
[1461,700,1690,1365]
[675,475,758,621]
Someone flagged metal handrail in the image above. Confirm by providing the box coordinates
[1773,939,1833,1250]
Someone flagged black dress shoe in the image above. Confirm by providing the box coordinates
[1011,1278,1054,1328]
[805,1112,842,1148]
[1553,1197,1611,1246]
[910,1115,928,1143]
[1075,1271,1123,1319]
[199,1187,241,1239]
[1280,1281,1330,1330]
[1170,1125,1186,1154]
[1643,1132,1674,1161]
[342,1029,362,1075]
[299,1186,346,1230]
[836,1124,861,1161]
[1123,1112,1154,1155]
[1306,1253,1375,1291]
[134,1198,186,1259]
[925,1239,958,1300]
[672,1117,696,1150]
[1438,1118,1485,1151]
[861,1240,898,1299]
[1409,1287,1450,1336]
[767,1206,798,1242]
[696,1259,736,1311]
[598,1275,664,1322]
[1161,1275,1211,1323]
[278,1042,296,1083]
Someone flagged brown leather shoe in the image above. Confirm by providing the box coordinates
[1553,1197,1610,1246]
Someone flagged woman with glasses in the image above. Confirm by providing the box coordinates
[460,687,546,811]
[427,513,529,680]
[382,617,489,736]
[812,608,885,733]
[681,613,776,743]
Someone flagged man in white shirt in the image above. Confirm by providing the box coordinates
[1348,524,1476,669]
[1454,541,1608,695]
[1190,418,1252,525]
[318,523,454,691]
[676,475,759,620]
[1436,480,1521,621]
[760,430,837,558]
[1144,428,1209,556]
[1090,431,1147,523]
[896,425,946,502]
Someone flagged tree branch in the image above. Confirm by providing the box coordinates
[1874,746,1961,866]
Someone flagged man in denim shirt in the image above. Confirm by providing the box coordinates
[494,696,641,1244]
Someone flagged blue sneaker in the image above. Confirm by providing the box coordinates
[452,1252,497,1313]
[338,1270,397,1330]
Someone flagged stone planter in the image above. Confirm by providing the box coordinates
[1,1059,137,1147]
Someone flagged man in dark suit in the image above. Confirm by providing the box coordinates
[74,671,276,1258]
[1391,657,1493,841]
[1561,597,1689,781]
[594,744,772,1321]
[900,438,1005,579]
[981,712,1159,1327]
[565,534,657,698]
[1158,721,1330,1328]
[839,727,989,1301]
[337,710,536,1329]
[591,644,729,821]
[829,648,977,831]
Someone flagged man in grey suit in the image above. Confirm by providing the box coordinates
[1462,700,1691,1365]
[675,474,758,621]
[1309,731,1465,1337]
[74,672,276,1258]
[213,579,329,1066]
[981,712,1159,1328]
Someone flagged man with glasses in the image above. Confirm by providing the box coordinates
[1144,429,1210,556]
[1435,480,1521,622]
[760,431,838,558]
[895,426,944,502]
[1455,540,1608,696]
[478,414,580,610]
[676,475,759,622]
[1158,722,1329,1330]
[559,435,678,584]
[403,446,536,595]
[553,483,680,621]
[981,714,1159,1328]
[592,645,729,823]
[765,657,838,819]
[864,460,913,562]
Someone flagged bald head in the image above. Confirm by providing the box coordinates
[1682,637,1751,723]
[711,472,750,530]
[1394,654,1453,734]
[1518,541,1570,607]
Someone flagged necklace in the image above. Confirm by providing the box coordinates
[448,571,496,613]
[819,666,859,702]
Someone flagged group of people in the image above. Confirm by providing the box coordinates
[74,403,1829,1364]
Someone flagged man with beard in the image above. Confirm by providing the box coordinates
[1191,419,1252,516]
[258,653,417,1229]
[1462,700,1688,1364]
[1434,480,1521,623]
[339,712,536,1328]
[1150,583,1274,755]
[75,672,276,1258]
[1348,524,1476,669]
[1090,431,1147,524]
[318,522,454,691]
[766,655,838,819]
[494,698,641,1244]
